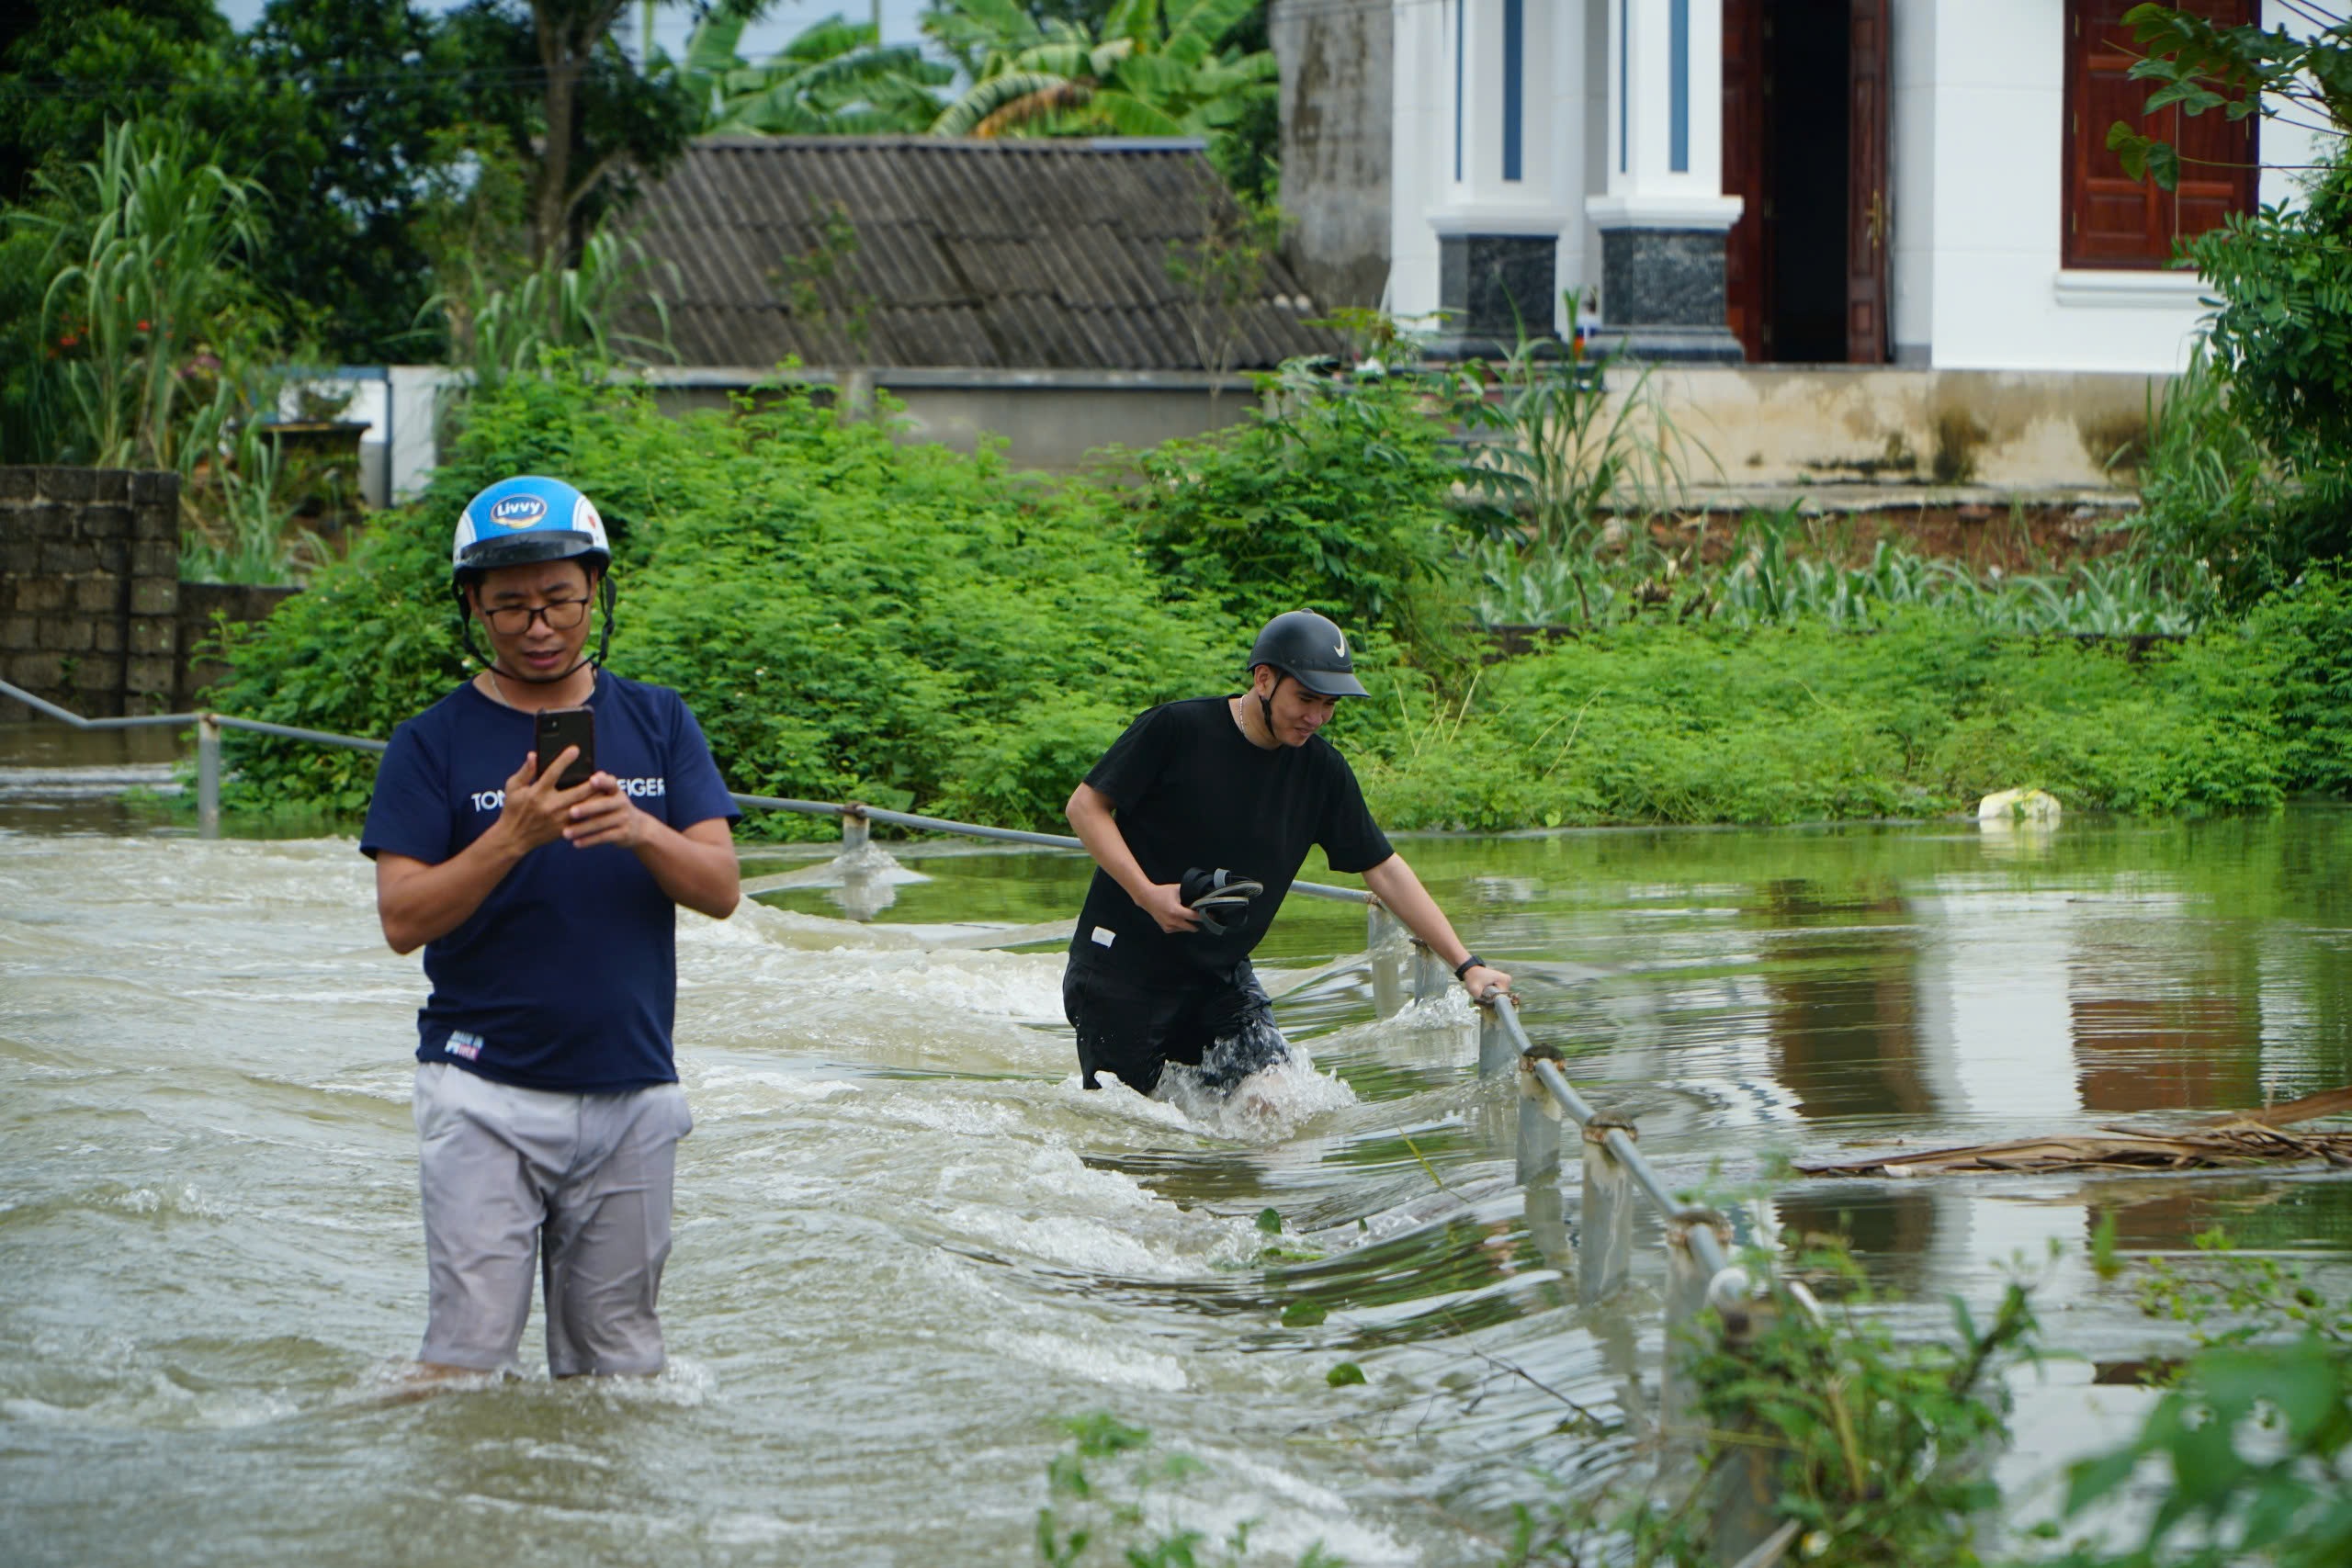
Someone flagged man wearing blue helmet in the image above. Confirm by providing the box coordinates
[358,475,741,1382]
[1061,609,1510,1102]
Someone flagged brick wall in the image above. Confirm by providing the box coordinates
[0,467,180,719]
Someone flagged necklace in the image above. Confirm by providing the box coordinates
[1230,695,1256,744]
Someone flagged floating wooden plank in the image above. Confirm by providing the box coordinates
[1797,1083,2352,1179]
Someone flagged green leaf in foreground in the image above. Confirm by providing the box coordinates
[1325,1362,1364,1387]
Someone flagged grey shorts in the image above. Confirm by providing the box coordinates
[413,1062,693,1376]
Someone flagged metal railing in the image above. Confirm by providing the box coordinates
[9,676,1783,1560]
[0,679,1359,901]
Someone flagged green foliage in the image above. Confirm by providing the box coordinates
[2175,154,2352,597]
[1510,1242,2038,1568]
[2054,1231,2352,1568]
[2132,346,2275,617]
[1350,608,2294,830]
[20,118,276,472]
[1122,359,1472,671]
[1035,1413,1340,1568]
[179,423,326,586]
[674,11,952,135]
[926,0,1276,182]
[2105,5,2351,189]
[1455,339,1702,564]
[0,1,241,207]
[431,226,679,388]
[202,367,1237,829]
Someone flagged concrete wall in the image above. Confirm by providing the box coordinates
[647,378,1258,472]
[1641,365,2162,489]
[0,468,180,721]
[1271,0,1393,310]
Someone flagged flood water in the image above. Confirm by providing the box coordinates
[5,756,2351,1564]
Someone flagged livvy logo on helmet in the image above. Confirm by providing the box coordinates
[488,495,548,528]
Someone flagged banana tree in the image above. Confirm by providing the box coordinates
[674,12,950,136]
[925,0,1275,147]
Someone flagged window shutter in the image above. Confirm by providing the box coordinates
[2064,0,2256,270]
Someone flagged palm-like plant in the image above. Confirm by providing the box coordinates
[676,12,951,136]
[30,119,273,473]
[925,0,1274,146]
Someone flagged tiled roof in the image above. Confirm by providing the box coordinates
[629,137,1339,372]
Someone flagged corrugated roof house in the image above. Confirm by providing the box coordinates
[631,137,1335,376]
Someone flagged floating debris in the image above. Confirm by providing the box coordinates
[1797,1085,2352,1178]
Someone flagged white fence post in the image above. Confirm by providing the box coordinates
[1577,1113,1637,1304]
[1515,1043,1564,1186]
[1369,901,1406,1018]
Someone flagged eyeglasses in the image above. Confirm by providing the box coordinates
[481,597,592,635]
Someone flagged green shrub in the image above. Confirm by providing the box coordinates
[1349,612,2291,829]
[205,368,1238,831]
[1119,360,1473,671]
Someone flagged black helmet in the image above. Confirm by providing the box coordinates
[1248,610,1368,697]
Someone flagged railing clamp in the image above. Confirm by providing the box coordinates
[1516,1044,1566,1115]
[1582,1109,1637,1145]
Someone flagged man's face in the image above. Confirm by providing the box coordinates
[1250,665,1341,747]
[469,560,596,680]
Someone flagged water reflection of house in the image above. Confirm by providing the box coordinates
[1758,879,1931,1122]
[2070,927,2264,1115]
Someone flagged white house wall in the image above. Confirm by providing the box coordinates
[1388,0,1591,335]
[1891,0,1938,363]
[1911,0,2324,374]
[1383,1,2329,375]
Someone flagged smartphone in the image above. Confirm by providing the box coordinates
[534,706,596,789]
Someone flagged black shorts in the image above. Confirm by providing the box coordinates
[1061,959,1291,1096]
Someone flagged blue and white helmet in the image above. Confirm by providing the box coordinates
[451,476,610,580]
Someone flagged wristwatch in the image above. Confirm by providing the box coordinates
[1453,953,1485,981]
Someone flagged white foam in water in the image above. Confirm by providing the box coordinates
[1153,1040,1359,1144]
[982,1327,1188,1392]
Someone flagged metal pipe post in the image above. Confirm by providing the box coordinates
[1661,1212,1728,1433]
[1577,1112,1637,1304]
[1408,939,1447,1003]
[197,716,221,840]
[1515,1048,1564,1186]
[842,808,871,855]
[1702,1292,1785,1568]
[1368,902,1405,1019]
[1477,993,1516,1079]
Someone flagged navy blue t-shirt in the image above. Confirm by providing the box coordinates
[359,674,741,1093]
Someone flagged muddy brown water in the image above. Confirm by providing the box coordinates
[4,750,2347,1564]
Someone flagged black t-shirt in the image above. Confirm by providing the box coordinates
[1068,697,1394,981]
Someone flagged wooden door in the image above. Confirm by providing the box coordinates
[1845,0,1891,364]
[1722,0,1769,362]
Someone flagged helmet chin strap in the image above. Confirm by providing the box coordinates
[458,574,616,686]
[1255,671,1284,746]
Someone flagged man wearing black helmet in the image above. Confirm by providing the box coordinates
[1061,609,1510,1100]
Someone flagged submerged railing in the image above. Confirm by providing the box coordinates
[6,677,1788,1561]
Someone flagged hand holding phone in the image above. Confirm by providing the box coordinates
[534,706,596,790]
